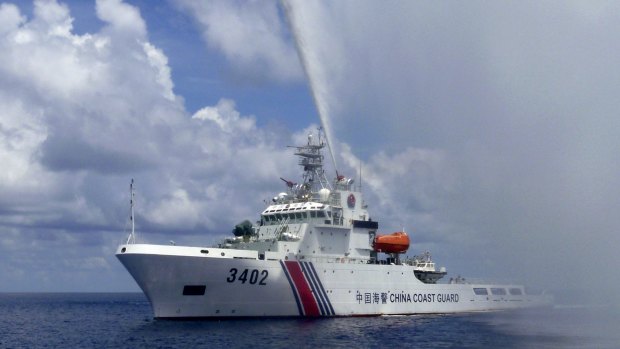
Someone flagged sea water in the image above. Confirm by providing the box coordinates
[0,293,618,348]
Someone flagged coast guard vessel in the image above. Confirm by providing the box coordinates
[116,130,552,318]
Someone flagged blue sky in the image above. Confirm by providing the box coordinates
[12,0,316,128]
[1,0,620,301]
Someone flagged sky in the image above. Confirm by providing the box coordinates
[1,0,619,302]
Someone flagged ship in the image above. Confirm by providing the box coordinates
[116,130,552,318]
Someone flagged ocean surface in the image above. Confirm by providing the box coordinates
[0,293,618,349]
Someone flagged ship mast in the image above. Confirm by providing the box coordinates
[290,128,332,194]
[126,179,136,244]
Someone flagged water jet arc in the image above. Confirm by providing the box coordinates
[281,0,339,176]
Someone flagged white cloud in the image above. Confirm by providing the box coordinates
[142,41,175,101]
[0,3,25,34]
[0,0,295,229]
[192,98,255,133]
[0,2,103,100]
[33,0,74,37]
[146,188,200,228]
[173,0,302,82]
[0,97,47,187]
[0,0,299,290]
[96,0,146,38]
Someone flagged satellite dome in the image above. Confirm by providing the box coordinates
[318,188,331,202]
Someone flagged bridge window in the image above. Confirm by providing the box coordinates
[509,288,523,295]
[473,288,488,295]
[491,288,507,296]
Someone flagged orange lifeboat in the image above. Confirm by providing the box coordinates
[373,232,410,253]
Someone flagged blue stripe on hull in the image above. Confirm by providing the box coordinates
[308,262,335,315]
[300,261,328,316]
[279,260,303,316]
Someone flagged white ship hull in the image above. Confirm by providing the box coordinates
[117,244,552,318]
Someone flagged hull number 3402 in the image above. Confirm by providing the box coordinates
[226,268,268,285]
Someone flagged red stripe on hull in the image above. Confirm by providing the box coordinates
[284,261,320,316]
